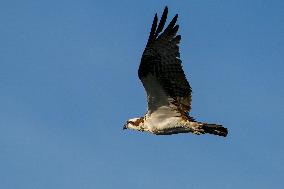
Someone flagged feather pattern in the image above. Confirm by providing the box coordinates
[139,6,192,118]
[125,7,227,137]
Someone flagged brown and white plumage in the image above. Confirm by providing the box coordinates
[124,6,228,137]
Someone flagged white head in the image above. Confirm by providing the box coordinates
[123,117,145,131]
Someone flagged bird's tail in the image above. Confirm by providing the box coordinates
[201,123,228,137]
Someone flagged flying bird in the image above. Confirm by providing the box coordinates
[124,7,228,137]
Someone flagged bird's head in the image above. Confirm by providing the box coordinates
[123,117,145,131]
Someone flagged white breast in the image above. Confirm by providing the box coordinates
[144,106,182,131]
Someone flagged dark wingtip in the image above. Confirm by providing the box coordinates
[163,6,168,13]
[147,13,158,45]
[147,6,179,45]
[156,6,168,36]
[171,24,179,35]
[174,14,178,21]
[164,6,168,12]
[165,14,178,32]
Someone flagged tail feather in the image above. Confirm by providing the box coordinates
[202,124,228,137]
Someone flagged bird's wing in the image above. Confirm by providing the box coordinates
[138,6,192,118]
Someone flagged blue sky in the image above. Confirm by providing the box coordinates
[0,0,283,188]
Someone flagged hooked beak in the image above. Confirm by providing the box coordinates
[123,124,127,130]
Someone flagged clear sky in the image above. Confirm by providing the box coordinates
[1,0,283,188]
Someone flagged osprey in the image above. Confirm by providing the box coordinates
[124,7,228,137]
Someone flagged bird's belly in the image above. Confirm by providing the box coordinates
[145,116,185,132]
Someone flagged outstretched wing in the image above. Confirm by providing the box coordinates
[138,6,192,117]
